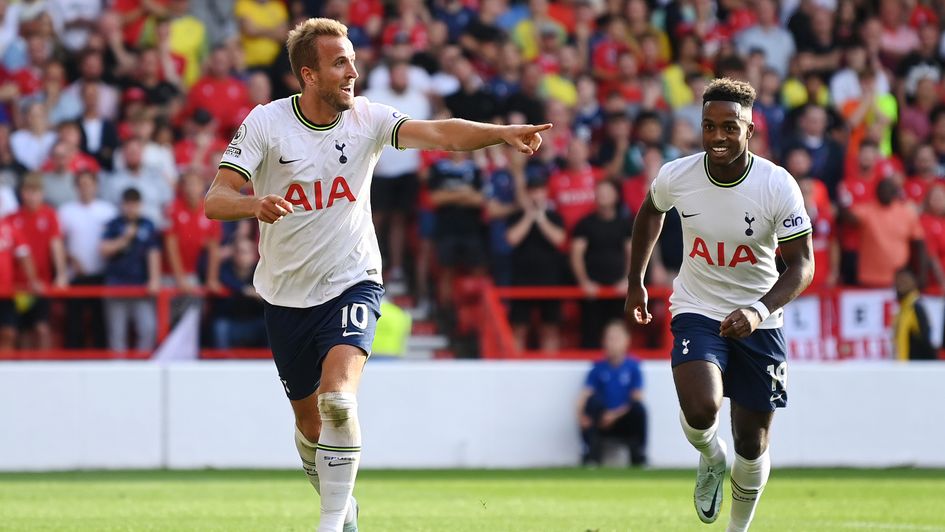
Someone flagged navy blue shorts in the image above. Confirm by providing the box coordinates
[263,281,384,401]
[670,313,788,412]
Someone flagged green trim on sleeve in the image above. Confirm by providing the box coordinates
[219,162,252,181]
[778,228,813,243]
[391,117,410,149]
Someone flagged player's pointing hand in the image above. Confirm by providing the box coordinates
[502,123,552,155]
[255,194,295,224]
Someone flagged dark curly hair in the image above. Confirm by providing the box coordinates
[702,78,756,108]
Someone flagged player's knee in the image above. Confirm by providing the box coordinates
[681,402,719,430]
[734,435,768,460]
[297,418,321,444]
[317,392,358,426]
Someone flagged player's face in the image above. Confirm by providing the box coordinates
[313,36,358,112]
[701,101,753,167]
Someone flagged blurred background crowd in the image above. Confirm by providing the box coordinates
[0,0,944,355]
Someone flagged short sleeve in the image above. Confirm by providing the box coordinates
[218,104,267,182]
[649,163,673,212]
[365,100,410,150]
[775,175,813,243]
[629,360,643,393]
[584,365,599,389]
[572,215,592,240]
[102,220,120,240]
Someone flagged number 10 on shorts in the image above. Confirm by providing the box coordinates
[342,303,368,333]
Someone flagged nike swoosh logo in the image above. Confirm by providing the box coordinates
[681,212,701,218]
[328,461,353,467]
[279,156,301,164]
[701,480,721,517]
[342,330,363,337]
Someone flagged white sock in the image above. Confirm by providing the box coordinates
[315,392,361,532]
[727,451,771,532]
[296,426,358,524]
[679,410,726,464]
[295,426,321,493]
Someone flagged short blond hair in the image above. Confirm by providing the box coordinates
[286,18,349,87]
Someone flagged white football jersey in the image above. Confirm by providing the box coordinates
[219,95,409,308]
[650,152,812,328]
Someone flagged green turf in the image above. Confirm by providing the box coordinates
[1,468,943,531]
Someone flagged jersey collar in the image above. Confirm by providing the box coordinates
[703,152,754,188]
[291,94,342,131]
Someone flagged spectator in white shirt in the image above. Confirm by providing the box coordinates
[58,170,117,348]
[363,59,433,293]
[10,101,56,172]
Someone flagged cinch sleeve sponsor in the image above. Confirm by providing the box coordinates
[366,100,410,150]
[219,104,266,182]
[776,173,813,243]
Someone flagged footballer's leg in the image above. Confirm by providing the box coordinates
[308,347,367,532]
[670,314,731,524]
[727,404,773,532]
[723,329,786,532]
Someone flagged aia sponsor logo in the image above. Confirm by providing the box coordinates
[284,176,356,211]
[689,237,757,267]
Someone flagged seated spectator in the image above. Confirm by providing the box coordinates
[577,320,647,467]
[211,239,266,349]
[100,187,161,353]
[571,179,633,348]
[9,174,68,349]
[893,268,936,361]
[505,167,566,352]
[10,101,56,172]
[59,170,117,349]
[428,150,485,312]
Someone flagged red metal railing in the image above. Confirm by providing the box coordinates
[481,284,675,360]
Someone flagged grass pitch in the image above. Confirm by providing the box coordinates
[0,468,943,531]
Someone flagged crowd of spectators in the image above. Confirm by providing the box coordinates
[0,0,944,353]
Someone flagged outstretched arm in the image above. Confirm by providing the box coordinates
[624,193,666,324]
[720,234,815,338]
[398,119,552,154]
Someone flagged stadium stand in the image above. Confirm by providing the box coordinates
[0,0,943,361]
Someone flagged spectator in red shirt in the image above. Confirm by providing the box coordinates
[591,16,630,86]
[0,200,41,351]
[10,174,68,349]
[549,137,603,233]
[173,108,228,175]
[164,171,222,295]
[178,45,250,138]
[920,184,945,291]
[904,144,943,207]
